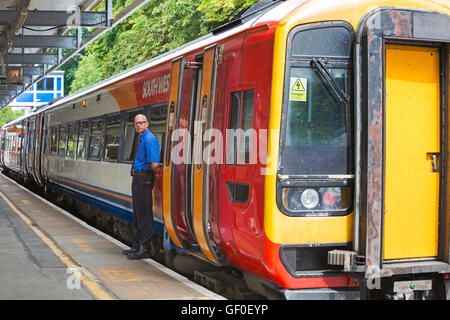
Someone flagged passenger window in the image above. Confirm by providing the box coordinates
[28,120,34,155]
[104,113,121,161]
[77,121,89,159]
[50,126,58,156]
[166,102,175,167]
[122,110,141,162]
[226,89,255,164]
[239,89,255,164]
[58,125,67,158]
[67,122,78,159]
[149,105,167,163]
[88,119,104,160]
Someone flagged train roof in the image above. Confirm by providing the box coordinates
[1,113,30,129]
[30,0,305,115]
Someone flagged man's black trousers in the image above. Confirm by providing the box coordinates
[131,175,154,250]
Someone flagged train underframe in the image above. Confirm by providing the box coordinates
[1,168,448,300]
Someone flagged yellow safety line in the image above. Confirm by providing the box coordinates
[0,190,114,300]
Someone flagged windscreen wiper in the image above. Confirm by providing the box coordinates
[311,58,350,104]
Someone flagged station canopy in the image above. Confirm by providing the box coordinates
[0,0,149,110]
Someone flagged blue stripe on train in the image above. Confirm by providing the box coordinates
[46,180,165,237]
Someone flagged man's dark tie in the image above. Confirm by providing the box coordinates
[130,137,142,176]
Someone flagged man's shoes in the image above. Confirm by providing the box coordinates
[126,247,151,260]
[122,248,138,255]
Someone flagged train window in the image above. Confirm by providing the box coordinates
[50,126,58,156]
[88,119,104,160]
[58,125,68,158]
[66,122,78,159]
[42,117,49,155]
[226,92,241,164]
[166,102,175,167]
[149,105,167,163]
[28,119,34,155]
[239,89,254,164]
[281,69,350,173]
[291,26,352,58]
[279,24,353,176]
[226,89,255,165]
[104,113,121,161]
[77,121,89,159]
[149,105,167,124]
[196,96,208,168]
[122,110,142,162]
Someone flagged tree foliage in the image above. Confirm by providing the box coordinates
[66,0,260,94]
[0,108,24,127]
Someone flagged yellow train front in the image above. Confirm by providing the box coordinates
[197,0,450,299]
[260,0,450,299]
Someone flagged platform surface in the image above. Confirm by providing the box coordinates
[0,173,224,300]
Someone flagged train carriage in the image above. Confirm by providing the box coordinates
[2,0,450,299]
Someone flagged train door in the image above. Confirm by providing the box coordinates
[170,56,199,244]
[192,45,220,264]
[0,130,4,167]
[41,113,50,181]
[34,114,44,186]
[26,117,34,179]
[163,57,188,249]
[383,44,442,260]
[29,116,37,183]
[20,120,27,176]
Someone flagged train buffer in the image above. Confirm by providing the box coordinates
[0,173,224,300]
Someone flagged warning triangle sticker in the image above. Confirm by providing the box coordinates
[292,79,305,92]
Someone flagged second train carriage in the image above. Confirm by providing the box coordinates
[2,0,450,299]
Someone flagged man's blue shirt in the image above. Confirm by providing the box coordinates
[133,129,160,171]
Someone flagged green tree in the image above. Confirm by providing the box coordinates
[0,108,24,127]
[198,0,260,23]
[69,0,261,94]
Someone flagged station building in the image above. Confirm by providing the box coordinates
[9,71,64,115]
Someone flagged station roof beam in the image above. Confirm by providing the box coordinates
[0,10,110,28]
[0,0,153,110]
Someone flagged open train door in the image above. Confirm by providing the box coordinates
[353,8,450,295]
[162,58,188,250]
[192,45,221,264]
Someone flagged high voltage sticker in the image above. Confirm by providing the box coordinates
[290,77,307,102]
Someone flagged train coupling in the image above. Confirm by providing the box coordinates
[328,250,364,272]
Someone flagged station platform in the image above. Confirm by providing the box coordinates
[0,173,225,300]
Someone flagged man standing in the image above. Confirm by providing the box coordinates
[124,114,160,260]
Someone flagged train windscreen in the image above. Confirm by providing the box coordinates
[280,67,349,175]
[279,23,353,176]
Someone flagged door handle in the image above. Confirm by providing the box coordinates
[427,153,439,172]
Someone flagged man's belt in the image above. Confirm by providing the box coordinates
[131,169,153,177]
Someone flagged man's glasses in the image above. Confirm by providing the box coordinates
[134,121,147,126]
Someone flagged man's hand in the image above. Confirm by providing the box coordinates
[151,163,160,179]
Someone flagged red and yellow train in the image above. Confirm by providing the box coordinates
[1,0,450,299]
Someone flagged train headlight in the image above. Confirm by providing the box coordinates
[281,186,351,214]
[300,189,319,209]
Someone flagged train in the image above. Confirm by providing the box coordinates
[1,0,450,300]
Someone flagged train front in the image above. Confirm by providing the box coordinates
[263,0,450,300]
